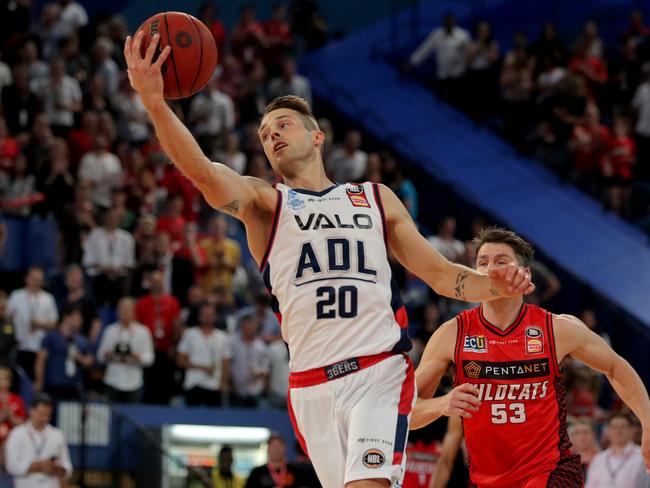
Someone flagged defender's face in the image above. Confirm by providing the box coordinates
[259,109,320,178]
[475,242,520,274]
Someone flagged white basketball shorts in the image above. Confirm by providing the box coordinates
[288,352,416,487]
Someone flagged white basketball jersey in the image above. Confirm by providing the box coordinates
[262,182,410,372]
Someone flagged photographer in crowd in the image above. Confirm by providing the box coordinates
[97,297,154,403]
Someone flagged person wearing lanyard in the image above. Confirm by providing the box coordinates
[245,433,312,488]
[4,393,72,488]
[135,269,181,405]
[586,412,650,488]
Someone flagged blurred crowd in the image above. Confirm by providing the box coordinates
[405,11,650,235]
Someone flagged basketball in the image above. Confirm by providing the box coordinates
[136,11,218,100]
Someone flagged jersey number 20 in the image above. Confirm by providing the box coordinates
[316,286,358,319]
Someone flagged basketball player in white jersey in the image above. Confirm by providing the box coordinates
[124,33,534,488]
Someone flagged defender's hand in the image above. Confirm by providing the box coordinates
[489,264,535,297]
[124,31,171,104]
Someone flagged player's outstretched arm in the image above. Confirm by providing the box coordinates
[411,319,480,429]
[429,416,464,488]
[123,32,276,221]
[379,185,534,302]
[555,314,650,470]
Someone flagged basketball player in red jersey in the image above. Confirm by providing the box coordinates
[124,33,535,488]
[412,227,650,487]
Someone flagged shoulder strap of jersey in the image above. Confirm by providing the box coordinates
[544,311,562,378]
[453,314,465,386]
[259,186,283,272]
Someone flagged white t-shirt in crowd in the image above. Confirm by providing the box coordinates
[409,26,471,79]
[5,422,72,488]
[585,442,650,488]
[82,227,135,276]
[632,82,650,137]
[7,288,59,352]
[177,327,233,391]
[97,322,154,392]
[78,150,123,208]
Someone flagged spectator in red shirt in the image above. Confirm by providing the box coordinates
[569,103,610,195]
[231,5,267,64]
[0,367,26,461]
[603,116,636,216]
[198,2,226,61]
[263,3,293,76]
[156,194,185,250]
[0,116,19,171]
[568,41,608,102]
[135,269,181,405]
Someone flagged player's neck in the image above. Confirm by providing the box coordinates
[283,158,333,192]
[482,298,524,330]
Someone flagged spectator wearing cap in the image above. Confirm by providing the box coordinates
[177,303,231,407]
[5,393,73,488]
[82,207,135,307]
[230,313,269,408]
[34,306,93,403]
[136,269,181,405]
[97,297,154,403]
[7,267,58,380]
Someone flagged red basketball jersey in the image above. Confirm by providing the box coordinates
[454,304,583,488]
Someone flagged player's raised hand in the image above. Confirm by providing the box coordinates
[488,263,535,297]
[124,31,171,103]
[440,383,481,419]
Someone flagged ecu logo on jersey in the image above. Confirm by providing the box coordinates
[346,185,370,207]
[463,335,487,353]
[464,361,481,379]
[525,326,544,355]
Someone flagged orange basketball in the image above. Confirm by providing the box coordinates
[136,11,218,100]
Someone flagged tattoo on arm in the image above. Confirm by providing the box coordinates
[219,200,240,215]
[489,285,500,297]
[454,271,468,300]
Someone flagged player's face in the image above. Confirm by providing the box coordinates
[475,243,520,274]
[259,109,322,178]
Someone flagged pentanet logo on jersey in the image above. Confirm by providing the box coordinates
[463,335,488,353]
[363,449,385,469]
[462,358,550,380]
[346,185,371,207]
[525,326,544,355]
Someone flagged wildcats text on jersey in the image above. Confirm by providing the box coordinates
[470,380,549,402]
[462,358,550,380]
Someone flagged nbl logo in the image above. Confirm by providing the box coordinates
[363,449,385,469]
[463,335,488,353]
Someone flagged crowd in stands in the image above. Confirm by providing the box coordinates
[0,0,645,486]
[406,11,650,235]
